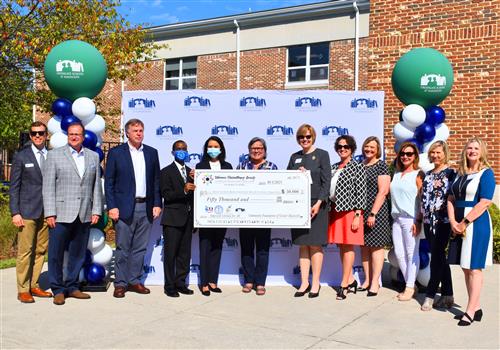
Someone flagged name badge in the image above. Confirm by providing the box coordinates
[294,158,302,164]
[25,163,34,168]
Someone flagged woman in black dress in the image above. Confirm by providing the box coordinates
[287,124,331,298]
[195,136,233,296]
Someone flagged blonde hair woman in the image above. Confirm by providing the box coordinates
[447,137,495,326]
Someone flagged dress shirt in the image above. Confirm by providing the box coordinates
[70,146,85,178]
[128,142,147,198]
[209,161,221,170]
[31,144,47,169]
[174,161,187,182]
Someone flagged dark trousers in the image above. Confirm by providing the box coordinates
[162,222,193,292]
[114,202,152,287]
[198,228,226,286]
[48,218,90,296]
[239,228,271,286]
[424,222,454,298]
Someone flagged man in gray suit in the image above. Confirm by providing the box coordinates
[43,122,103,305]
[9,121,53,303]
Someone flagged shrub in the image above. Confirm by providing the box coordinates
[489,203,500,263]
[0,203,18,259]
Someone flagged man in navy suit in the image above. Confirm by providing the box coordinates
[105,118,162,298]
[9,121,53,303]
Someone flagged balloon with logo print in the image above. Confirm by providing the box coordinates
[392,48,454,107]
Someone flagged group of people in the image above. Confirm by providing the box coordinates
[10,120,495,327]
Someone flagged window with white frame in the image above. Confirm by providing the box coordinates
[165,57,197,90]
[287,42,329,84]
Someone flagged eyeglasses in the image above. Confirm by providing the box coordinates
[400,151,415,157]
[30,131,46,136]
[250,147,264,151]
[336,144,351,150]
[298,135,312,140]
[68,133,83,137]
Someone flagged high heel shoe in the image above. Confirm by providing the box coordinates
[367,291,378,297]
[308,285,321,298]
[336,286,347,300]
[457,313,473,326]
[454,309,483,321]
[201,287,210,297]
[294,284,311,297]
[347,280,358,294]
[208,285,222,293]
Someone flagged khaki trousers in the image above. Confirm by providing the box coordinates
[16,217,49,293]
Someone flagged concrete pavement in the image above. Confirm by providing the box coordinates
[1,264,499,349]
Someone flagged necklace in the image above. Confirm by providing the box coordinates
[458,174,468,194]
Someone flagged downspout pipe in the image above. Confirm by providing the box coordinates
[234,19,240,90]
[353,1,359,91]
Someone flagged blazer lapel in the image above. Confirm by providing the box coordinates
[26,148,43,177]
[123,144,136,184]
[64,146,81,178]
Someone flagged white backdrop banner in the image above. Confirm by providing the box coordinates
[121,89,385,286]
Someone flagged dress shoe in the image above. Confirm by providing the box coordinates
[128,284,150,294]
[308,285,321,298]
[336,286,347,300]
[113,286,127,298]
[294,284,311,297]
[177,286,194,295]
[457,312,474,326]
[30,288,53,298]
[17,292,35,303]
[367,291,378,297]
[208,285,222,293]
[201,289,211,297]
[397,287,415,301]
[454,309,483,321]
[165,290,180,298]
[68,290,91,299]
[347,280,358,294]
[53,293,65,305]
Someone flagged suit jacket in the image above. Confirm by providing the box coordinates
[9,146,44,219]
[104,143,161,224]
[160,162,193,227]
[43,146,103,223]
[195,160,233,170]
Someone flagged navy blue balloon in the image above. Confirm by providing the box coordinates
[425,106,446,125]
[399,110,404,122]
[414,122,436,143]
[405,138,423,153]
[85,263,106,284]
[419,252,430,270]
[419,239,430,254]
[51,98,73,117]
[95,147,104,162]
[83,130,98,150]
[60,115,81,132]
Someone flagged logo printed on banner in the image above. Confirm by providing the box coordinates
[295,97,322,110]
[353,154,364,162]
[155,125,183,138]
[322,126,349,139]
[223,237,238,250]
[205,206,214,213]
[350,98,378,110]
[128,98,156,110]
[266,125,294,138]
[270,237,293,251]
[214,205,224,214]
[240,96,266,110]
[143,265,156,274]
[184,96,211,109]
[188,153,202,163]
[55,59,85,79]
[420,73,447,92]
[211,125,239,136]
[201,174,214,184]
[190,264,200,272]
[239,153,249,163]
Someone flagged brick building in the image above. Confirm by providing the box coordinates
[72,0,499,201]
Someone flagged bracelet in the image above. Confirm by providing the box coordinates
[464,218,471,225]
[354,212,361,217]
[369,212,376,217]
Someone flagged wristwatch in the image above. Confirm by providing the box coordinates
[464,218,471,225]
[355,212,361,217]
[369,212,376,217]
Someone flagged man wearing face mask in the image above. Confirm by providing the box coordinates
[160,140,196,297]
[105,118,162,298]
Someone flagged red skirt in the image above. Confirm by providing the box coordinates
[328,209,364,245]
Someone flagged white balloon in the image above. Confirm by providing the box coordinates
[434,123,450,141]
[72,97,96,123]
[393,122,415,141]
[387,248,399,268]
[49,132,68,149]
[92,244,113,265]
[87,228,105,251]
[419,153,433,172]
[96,133,103,148]
[402,104,426,128]
[417,260,431,287]
[84,114,105,134]
[47,117,62,134]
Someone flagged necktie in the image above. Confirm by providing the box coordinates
[38,150,45,170]
[181,166,187,183]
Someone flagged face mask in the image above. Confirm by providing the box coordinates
[173,150,189,162]
[207,148,221,159]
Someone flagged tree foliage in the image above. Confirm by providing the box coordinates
[0,0,164,149]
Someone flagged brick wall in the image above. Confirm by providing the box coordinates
[367,0,499,181]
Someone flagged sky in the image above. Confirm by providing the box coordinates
[117,0,324,27]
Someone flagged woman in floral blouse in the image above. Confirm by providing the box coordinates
[420,141,456,311]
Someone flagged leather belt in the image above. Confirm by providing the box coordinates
[135,197,146,203]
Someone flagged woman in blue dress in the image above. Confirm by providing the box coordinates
[447,137,495,326]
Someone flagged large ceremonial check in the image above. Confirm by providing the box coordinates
[194,170,311,228]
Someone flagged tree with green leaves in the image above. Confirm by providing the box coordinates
[0,0,163,150]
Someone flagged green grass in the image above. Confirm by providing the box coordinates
[0,257,16,269]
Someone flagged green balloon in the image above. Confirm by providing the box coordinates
[91,212,109,231]
[44,40,107,101]
[391,48,453,107]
